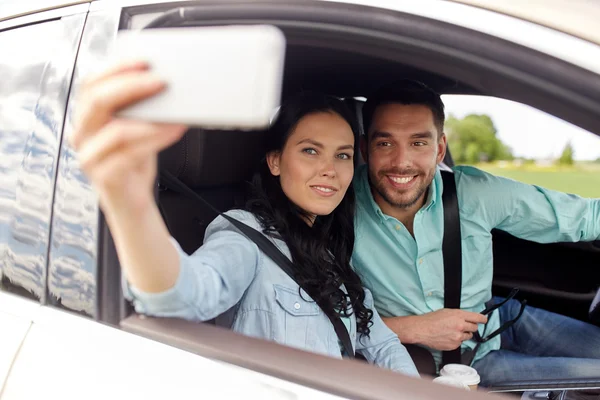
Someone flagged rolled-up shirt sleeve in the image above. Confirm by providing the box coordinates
[122,211,261,322]
[355,288,420,377]
[455,166,600,243]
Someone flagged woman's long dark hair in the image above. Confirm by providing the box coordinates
[246,92,374,338]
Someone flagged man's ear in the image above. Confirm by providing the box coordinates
[360,135,369,163]
[437,132,448,164]
[266,151,282,176]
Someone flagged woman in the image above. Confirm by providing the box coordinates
[71,60,418,376]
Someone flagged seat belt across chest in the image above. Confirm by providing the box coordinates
[159,170,355,359]
[440,169,463,367]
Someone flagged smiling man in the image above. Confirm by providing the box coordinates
[351,80,600,386]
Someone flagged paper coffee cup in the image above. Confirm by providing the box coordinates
[433,376,471,391]
[440,364,481,391]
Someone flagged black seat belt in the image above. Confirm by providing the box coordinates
[159,171,355,359]
[440,170,463,367]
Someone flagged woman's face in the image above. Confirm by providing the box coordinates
[267,111,355,222]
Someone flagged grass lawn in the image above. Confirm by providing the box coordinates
[473,163,600,198]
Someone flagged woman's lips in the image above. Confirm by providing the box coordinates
[310,185,338,197]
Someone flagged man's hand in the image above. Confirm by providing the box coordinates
[383,309,488,351]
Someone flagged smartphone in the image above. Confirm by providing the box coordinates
[110,25,286,129]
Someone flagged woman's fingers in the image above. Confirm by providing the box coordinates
[88,148,156,198]
[77,119,186,172]
[81,59,149,90]
[87,128,183,188]
[68,61,189,214]
[71,71,166,150]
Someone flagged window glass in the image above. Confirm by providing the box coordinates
[443,95,600,198]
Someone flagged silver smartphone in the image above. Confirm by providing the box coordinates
[110,25,286,129]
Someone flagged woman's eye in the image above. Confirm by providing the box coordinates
[337,153,353,160]
[302,148,318,155]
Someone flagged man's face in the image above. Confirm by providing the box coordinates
[361,103,446,211]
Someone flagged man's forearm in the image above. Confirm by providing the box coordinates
[382,309,487,351]
[382,315,422,344]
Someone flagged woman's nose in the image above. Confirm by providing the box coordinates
[319,160,337,177]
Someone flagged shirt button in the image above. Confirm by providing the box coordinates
[427,292,433,297]
[395,224,401,231]
[419,258,424,265]
[294,302,301,310]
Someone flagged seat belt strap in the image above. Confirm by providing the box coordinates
[440,170,463,366]
[159,171,355,358]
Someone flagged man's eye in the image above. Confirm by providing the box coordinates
[414,141,427,146]
[376,141,391,147]
[302,148,318,155]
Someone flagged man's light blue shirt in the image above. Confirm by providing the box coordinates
[352,164,600,368]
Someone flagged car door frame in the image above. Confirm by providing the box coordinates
[60,0,600,397]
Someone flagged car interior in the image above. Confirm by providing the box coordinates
[154,35,600,374]
[113,1,600,394]
[155,29,600,314]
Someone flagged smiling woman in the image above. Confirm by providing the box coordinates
[68,66,420,376]
[265,109,355,221]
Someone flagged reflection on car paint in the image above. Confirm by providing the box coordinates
[0,15,86,304]
[49,10,122,317]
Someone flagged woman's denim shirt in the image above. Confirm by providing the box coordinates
[123,209,419,377]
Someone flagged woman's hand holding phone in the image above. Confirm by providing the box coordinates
[71,60,187,215]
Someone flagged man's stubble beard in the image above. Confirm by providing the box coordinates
[368,168,434,210]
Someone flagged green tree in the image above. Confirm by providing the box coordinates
[557,142,575,166]
[445,114,513,164]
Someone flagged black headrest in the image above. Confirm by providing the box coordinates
[159,127,267,188]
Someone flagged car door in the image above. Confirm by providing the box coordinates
[0,3,88,392]
[3,0,596,399]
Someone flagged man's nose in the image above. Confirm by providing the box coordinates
[390,145,412,167]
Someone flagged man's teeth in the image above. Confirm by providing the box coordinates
[390,176,415,184]
[313,186,334,192]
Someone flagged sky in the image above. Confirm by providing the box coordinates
[442,95,600,161]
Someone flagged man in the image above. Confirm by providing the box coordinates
[352,80,600,386]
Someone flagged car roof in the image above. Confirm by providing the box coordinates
[3,0,600,47]
[448,0,600,46]
[0,1,88,22]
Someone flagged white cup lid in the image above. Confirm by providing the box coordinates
[439,364,481,385]
[433,376,471,390]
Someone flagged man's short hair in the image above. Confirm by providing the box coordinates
[362,80,445,137]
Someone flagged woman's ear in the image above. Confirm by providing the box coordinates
[266,151,282,176]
